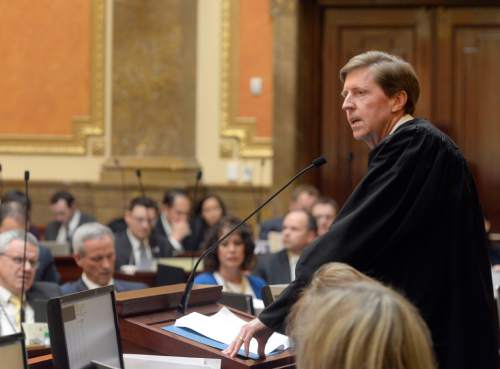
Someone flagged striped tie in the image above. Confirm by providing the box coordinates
[9,295,22,331]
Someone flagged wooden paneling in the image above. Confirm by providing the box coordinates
[321,8,432,204]
[436,8,500,229]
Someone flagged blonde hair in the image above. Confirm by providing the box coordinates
[339,50,420,114]
[288,282,436,369]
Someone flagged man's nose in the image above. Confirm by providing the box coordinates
[342,95,353,111]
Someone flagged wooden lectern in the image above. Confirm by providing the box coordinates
[116,284,295,369]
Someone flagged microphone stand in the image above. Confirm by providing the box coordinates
[135,169,146,198]
[177,156,327,315]
[19,170,30,331]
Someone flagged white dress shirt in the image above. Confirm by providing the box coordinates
[56,210,82,244]
[0,286,34,336]
[160,214,184,252]
[81,273,114,290]
[126,229,153,267]
[389,114,414,135]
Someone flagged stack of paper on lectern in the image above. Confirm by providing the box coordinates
[163,307,290,360]
[123,354,220,369]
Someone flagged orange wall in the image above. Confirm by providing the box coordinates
[0,0,90,135]
[238,0,273,138]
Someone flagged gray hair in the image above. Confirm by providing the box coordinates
[0,230,38,254]
[0,202,26,227]
[72,222,115,255]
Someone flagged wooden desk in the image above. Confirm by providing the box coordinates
[116,284,294,369]
[28,354,52,369]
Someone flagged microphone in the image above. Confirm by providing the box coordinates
[20,170,30,328]
[135,169,146,197]
[192,169,203,206]
[114,158,127,210]
[0,164,3,199]
[177,156,327,314]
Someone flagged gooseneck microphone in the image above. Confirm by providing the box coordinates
[20,170,30,328]
[135,169,146,197]
[192,169,203,206]
[0,164,3,199]
[177,156,327,315]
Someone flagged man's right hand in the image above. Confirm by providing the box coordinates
[170,220,190,241]
[222,318,273,358]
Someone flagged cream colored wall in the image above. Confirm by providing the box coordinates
[195,0,273,187]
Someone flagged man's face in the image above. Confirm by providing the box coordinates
[312,203,336,236]
[75,235,115,287]
[341,67,398,148]
[125,205,151,241]
[0,217,23,233]
[51,199,75,224]
[282,211,316,254]
[0,240,38,296]
[291,192,318,212]
[164,196,191,224]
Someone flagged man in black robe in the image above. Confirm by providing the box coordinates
[225,51,498,369]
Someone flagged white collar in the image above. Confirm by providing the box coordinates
[161,214,172,235]
[81,273,113,289]
[68,210,81,234]
[389,114,414,135]
[0,286,13,305]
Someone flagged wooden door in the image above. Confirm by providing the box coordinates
[436,8,500,230]
[321,8,432,205]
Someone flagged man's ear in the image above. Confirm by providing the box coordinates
[392,90,408,113]
[74,253,84,268]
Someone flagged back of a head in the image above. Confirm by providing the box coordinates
[289,282,436,369]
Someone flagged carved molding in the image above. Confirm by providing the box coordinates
[219,0,273,159]
[0,0,105,155]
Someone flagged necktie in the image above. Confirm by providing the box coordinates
[10,295,22,331]
[137,242,153,271]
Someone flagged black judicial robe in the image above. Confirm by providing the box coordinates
[259,119,498,369]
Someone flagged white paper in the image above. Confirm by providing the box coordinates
[174,307,289,356]
[123,354,220,369]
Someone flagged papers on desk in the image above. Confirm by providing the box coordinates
[123,354,220,369]
[163,307,289,359]
[157,257,201,272]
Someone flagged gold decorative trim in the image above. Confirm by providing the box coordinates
[0,0,105,155]
[220,0,273,159]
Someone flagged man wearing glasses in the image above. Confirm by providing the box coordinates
[0,230,60,335]
[114,197,173,272]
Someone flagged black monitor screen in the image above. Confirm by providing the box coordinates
[48,286,124,369]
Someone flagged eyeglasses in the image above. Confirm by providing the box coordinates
[0,254,38,269]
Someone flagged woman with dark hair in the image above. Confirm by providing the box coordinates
[194,216,266,299]
[189,194,227,250]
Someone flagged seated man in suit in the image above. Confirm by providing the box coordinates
[115,196,174,271]
[0,201,60,283]
[61,222,147,294]
[254,209,317,284]
[155,189,194,253]
[259,184,319,241]
[0,230,61,335]
[311,196,339,237]
[44,190,95,248]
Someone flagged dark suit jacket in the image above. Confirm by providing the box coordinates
[35,245,60,283]
[27,282,61,322]
[253,249,291,284]
[44,212,95,241]
[114,230,173,270]
[154,218,198,251]
[61,277,147,295]
[258,217,283,240]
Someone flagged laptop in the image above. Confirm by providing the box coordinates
[47,286,124,369]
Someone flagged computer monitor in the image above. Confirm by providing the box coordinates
[0,333,27,369]
[47,286,124,369]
